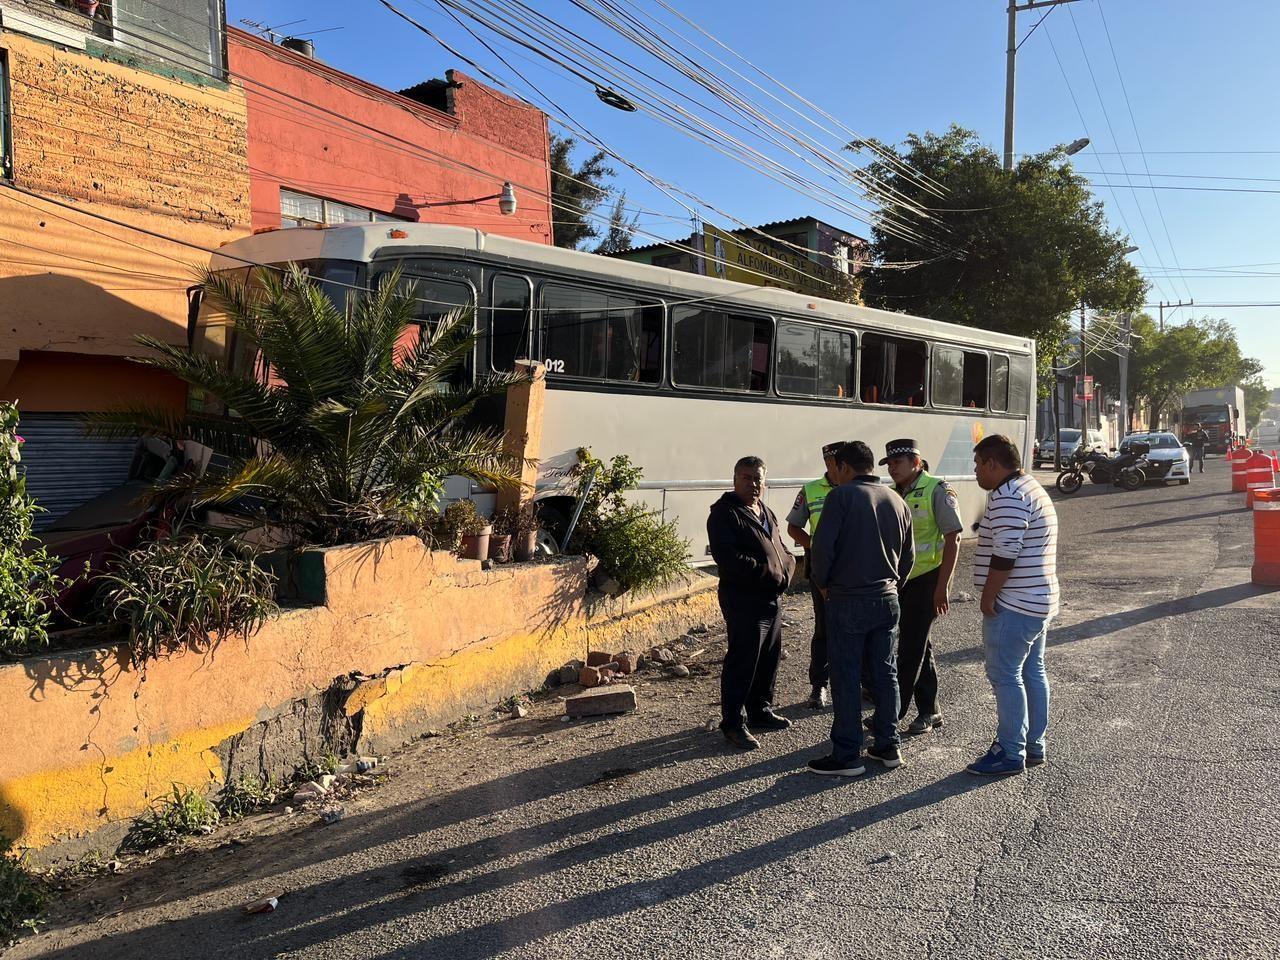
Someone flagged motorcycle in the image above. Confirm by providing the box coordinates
[1056,442,1151,495]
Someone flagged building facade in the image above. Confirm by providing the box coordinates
[227,29,553,243]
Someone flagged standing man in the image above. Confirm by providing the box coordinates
[786,441,846,708]
[881,439,962,735]
[807,442,913,776]
[968,435,1059,776]
[707,455,797,751]
[1189,422,1210,473]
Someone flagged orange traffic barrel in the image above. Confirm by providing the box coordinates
[1230,446,1252,492]
[1252,488,1280,586]
[1246,452,1276,507]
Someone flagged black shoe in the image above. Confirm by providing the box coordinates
[806,754,865,777]
[906,713,944,736]
[1026,750,1046,768]
[867,744,903,769]
[805,685,830,709]
[720,724,760,751]
[747,709,792,730]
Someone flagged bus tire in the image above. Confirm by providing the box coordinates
[534,501,572,555]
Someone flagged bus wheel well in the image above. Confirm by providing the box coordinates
[534,496,575,550]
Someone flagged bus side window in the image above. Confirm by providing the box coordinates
[672,307,771,392]
[490,274,532,372]
[962,351,988,408]
[861,333,925,406]
[990,354,1010,412]
[1009,354,1033,414]
[776,323,853,399]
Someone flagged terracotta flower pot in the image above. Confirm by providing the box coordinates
[513,528,538,561]
[459,525,492,561]
[489,533,512,563]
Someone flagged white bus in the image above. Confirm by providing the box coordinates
[205,223,1035,561]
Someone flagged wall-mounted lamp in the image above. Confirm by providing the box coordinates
[415,182,518,217]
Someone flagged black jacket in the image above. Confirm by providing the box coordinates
[811,475,914,598]
[707,492,796,597]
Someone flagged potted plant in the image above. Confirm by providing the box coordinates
[442,500,491,562]
[512,499,541,561]
[489,505,518,563]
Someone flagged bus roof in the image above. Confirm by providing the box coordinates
[212,223,1034,353]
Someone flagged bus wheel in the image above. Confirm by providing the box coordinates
[534,502,571,555]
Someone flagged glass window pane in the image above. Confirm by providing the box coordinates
[861,333,926,406]
[990,355,1010,412]
[1009,354,1032,414]
[491,275,531,372]
[325,201,374,225]
[932,346,964,406]
[604,296,662,384]
[281,189,323,226]
[672,308,769,392]
[818,330,854,399]
[543,285,608,379]
[962,351,988,408]
[776,322,818,395]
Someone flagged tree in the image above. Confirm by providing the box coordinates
[858,126,1146,378]
[91,266,528,546]
[550,134,615,250]
[1243,376,1273,425]
[593,191,640,255]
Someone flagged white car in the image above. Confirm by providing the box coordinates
[1120,432,1191,485]
[1033,428,1106,468]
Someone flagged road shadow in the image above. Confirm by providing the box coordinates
[1095,505,1249,535]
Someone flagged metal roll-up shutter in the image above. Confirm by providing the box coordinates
[17,414,137,529]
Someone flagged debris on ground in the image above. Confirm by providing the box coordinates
[564,685,638,718]
[244,893,284,914]
[319,806,346,825]
[585,650,614,667]
[666,664,690,678]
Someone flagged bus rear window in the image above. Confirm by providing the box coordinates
[861,333,925,406]
[990,354,1010,412]
[672,308,771,392]
[541,285,662,384]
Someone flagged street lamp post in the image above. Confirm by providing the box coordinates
[1004,0,1085,170]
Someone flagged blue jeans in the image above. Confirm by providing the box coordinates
[826,593,901,764]
[982,604,1051,759]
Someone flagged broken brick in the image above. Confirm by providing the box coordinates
[612,652,636,675]
[586,651,613,667]
[564,685,638,718]
[579,665,603,688]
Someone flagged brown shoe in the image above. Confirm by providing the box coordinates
[720,724,760,750]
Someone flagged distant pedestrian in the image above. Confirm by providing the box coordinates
[1189,423,1210,473]
[968,435,1059,777]
[881,439,962,735]
[707,455,797,751]
[807,441,914,777]
[786,441,846,709]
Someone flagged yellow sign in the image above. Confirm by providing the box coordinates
[701,224,840,298]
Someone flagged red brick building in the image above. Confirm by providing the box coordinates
[227,29,554,243]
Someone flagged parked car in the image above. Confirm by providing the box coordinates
[1119,432,1191,485]
[1033,429,1105,468]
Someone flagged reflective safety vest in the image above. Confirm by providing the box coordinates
[802,475,835,536]
[902,470,945,580]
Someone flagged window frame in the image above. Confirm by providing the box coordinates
[669,305,775,395]
[989,352,1011,413]
[488,272,536,374]
[537,279,666,388]
[773,318,857,402]
[0,50,11,181]
[279,187,406,229]
[858,330,928,407]
[929,343,991,411]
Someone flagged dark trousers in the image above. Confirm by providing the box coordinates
[808,570,829,688]
[1191,446,1205,472]
[719,589,782,727]
[826,593,901,763]
[897,569,941,719]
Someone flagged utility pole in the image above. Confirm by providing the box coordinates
[1079,301,1089,446]
[1119,312,1132,439]
[1157,299,1193,333]
[1052,355,1063,471]
[1003,0,1082,171]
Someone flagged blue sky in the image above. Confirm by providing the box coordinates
[227,0,1280,383]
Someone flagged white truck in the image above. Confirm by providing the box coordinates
[1179,385,1245,453]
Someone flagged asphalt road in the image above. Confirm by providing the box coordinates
[10,457,1280,960]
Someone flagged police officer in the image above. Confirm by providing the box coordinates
[881,439,962,735]
[786,441,846,708]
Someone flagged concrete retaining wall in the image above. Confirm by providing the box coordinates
[0,537,716,859]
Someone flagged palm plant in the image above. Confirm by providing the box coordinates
[91,265,528,546]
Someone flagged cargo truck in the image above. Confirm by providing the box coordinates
[1179,385,1245,453]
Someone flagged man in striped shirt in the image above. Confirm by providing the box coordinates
[967,434,1059,777]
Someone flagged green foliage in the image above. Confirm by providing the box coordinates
[97,532,278,668]
[0,835,47,942]
[88,264,528,547]
[295,753,339,782]
[1243,377,1273,425]
[0,404,67,660]
[551,134,615,250]
[124,785,220,851]
[593,190,640,255]
[216,775,282,820]
[858,126,1146,376]
[570,449,689,593]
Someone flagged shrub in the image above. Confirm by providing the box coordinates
[97,532,278,667]
[0,403,66,660]
[124,785,220,851]
[216,775,282,820]
[434,499,489,550]
[0,835,47,942]
[569,449,689,593]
